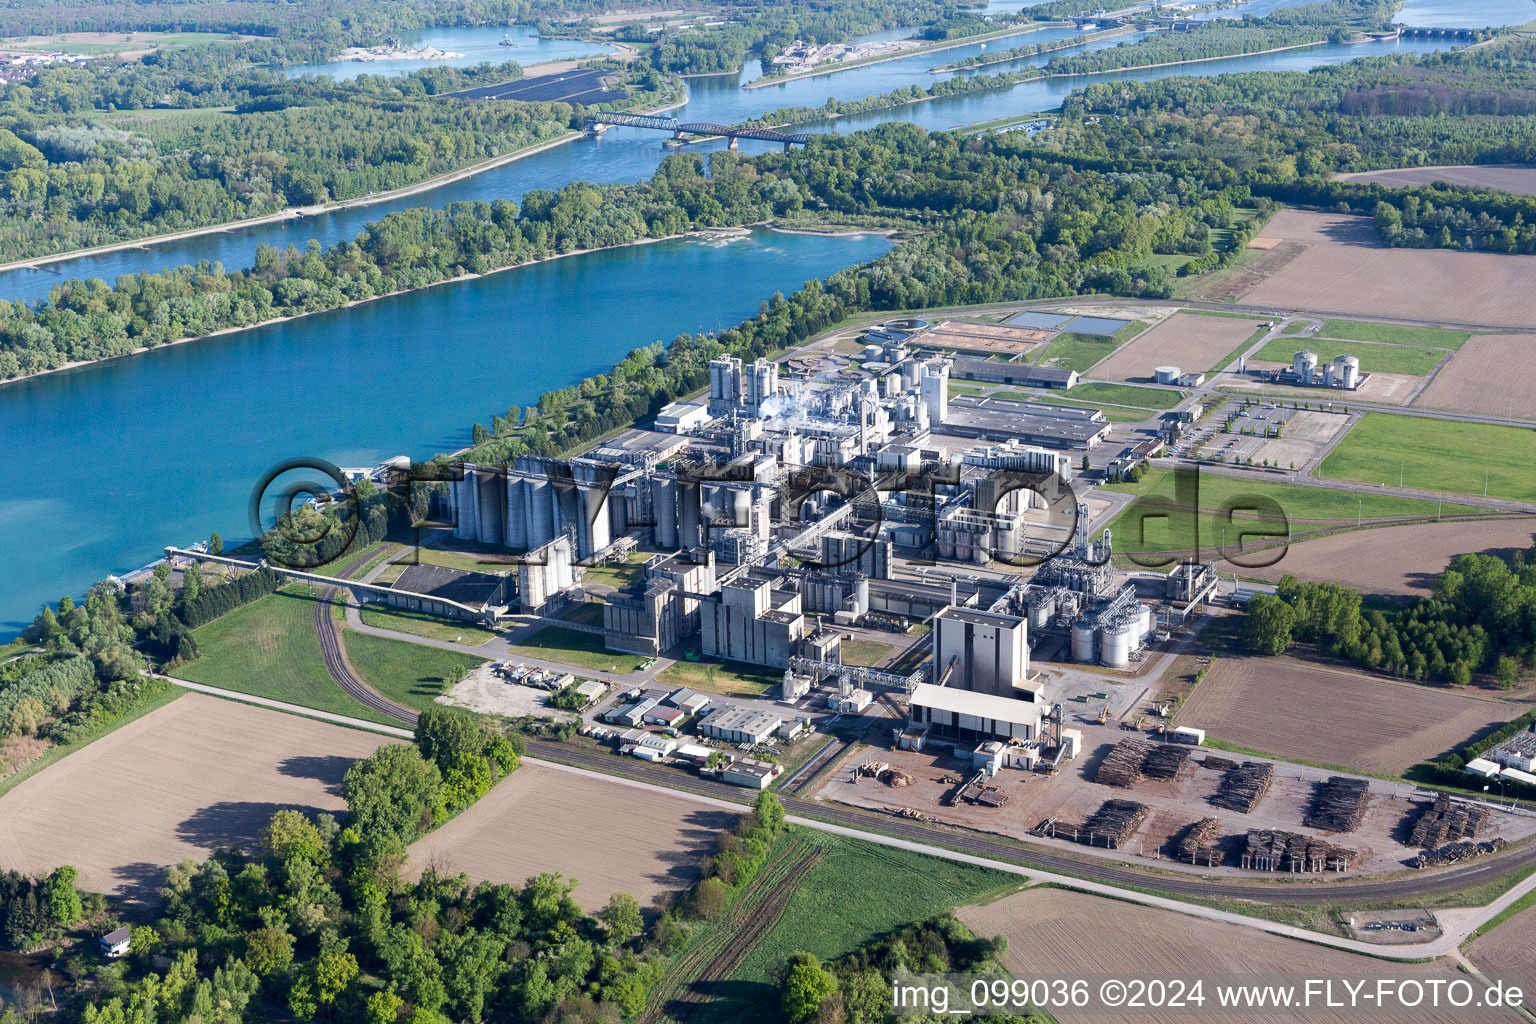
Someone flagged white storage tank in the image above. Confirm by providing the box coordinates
[1154,365,1181,385]
[1136,604,1153,648]
[1293,350,1318,382]
[863,344,882,362]
[1100,622,1133,669]
[1028,596,1055,630]
[854,574,870,616]
[1336,354,1360,389]
[1071,622,1097,663]
[654,476,678,548]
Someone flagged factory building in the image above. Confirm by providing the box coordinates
[920,361,949,426]
[698,578,806,668]
[820,531,891,578]
[905,683,1043,747]
[933,606,1031,698]
[603,551,716,656]
[518,535,574,615]
[450,456,634,563]
[699,706,784,745]
[708,355,744,415]
[940,395,1112,449]
[949,357,1079,390]
[744,358,780,417]
[654,401,710,433]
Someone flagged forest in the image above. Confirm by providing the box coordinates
[1243,548,1536,689]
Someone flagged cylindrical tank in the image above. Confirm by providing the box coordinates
[884,374,900,398]
[505,477,528,549]
[526,477,554,549]
[863,344,882,362]
[732,487,752,529]
[1293,350,1318,381]
[475,471,504,546]
[677,484,701,549]
[654,476,677,549]
[1136,604,1153,647]
[1154,365,1180,385]
[854,574,870,616]
[1322,362,1336,387]
[1028,595,1056,630]
[453,475,476,540]
[1071,622,1096,663]
[1100,622,1133,669]
[1336,354,1359,389]
[902,360,921,388]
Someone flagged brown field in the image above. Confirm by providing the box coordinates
[916,321,1047,356]
[1414,334,1536,417]
[1177,654,1518,775]
[961,889,1484,1024]
[1338,165,1536,197]
[1468,903,1536,990]
[1237,210,1536,327]
[407,763,733,910]
[0,693,393,901]
[1093,312,1266,381]
[1250,518,1536,600]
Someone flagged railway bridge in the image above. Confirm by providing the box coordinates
[585,112,816,150]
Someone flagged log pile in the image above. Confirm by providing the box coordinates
[1409,794,1493,848]
[880,767,915,788]
[1412,837,1507,869]
[1303,776,1370,833]
[1241,829,1356,872]
[1203,755,1239,772]
[1173,817,1225,866]
[1094,740,1191,788]
[1078,799,1149,849]
[1209,761,1274,813]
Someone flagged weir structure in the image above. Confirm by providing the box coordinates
[585,112,816,150]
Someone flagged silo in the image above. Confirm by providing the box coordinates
[732,487,752,530]
[863,344,882,362]
[1100,621,1132,668]
[1336,355,1359,389]
[1071,622,1096,663]
[1293,351,1318,382]
[475,471,504,546]
[937,525,956,561]
[1136,604,1153,648]
[853,574,870,616]
[526,476,554,550]
[678,484,702,549]
[505,477,528,550]
[884,374,900,399]
[1028,593,1056,630]
[452,475,477,541]
[1322,361,1336,387]
[1154,365,1180,385]
[580,485,611,556]
[902,360,921,389]
[654,476,677,549]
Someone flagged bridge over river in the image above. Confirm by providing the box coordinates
[585,112,815,150]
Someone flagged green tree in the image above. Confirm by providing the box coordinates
[600,892,643,943]
[1497,655,1521,689]
[779,952,837,1024]
[754,790,785,832]
[1242,592,1295,655]
[244,926,295,977]
[414,705,482,769]
[261,809,326,863]
[44,865,82,927]
[209,531,223,556]
[342,744,444,844]
[366,990,403,1024]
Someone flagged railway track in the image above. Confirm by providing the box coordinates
[524,739,1536,907]
[312,545,420,726]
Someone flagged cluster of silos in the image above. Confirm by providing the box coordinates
[1292,350,1319,384]
[451,467,506,547]
[1068,601,1154,667]
[1321,354,1360,389]
[937,518,992,566]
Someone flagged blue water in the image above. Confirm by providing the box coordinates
[284,25,619,80]
[1396,0,1536,27]
[0,27,1457,633]
[0,229,890,634]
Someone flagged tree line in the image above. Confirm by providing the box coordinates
[1244,548,1536,689]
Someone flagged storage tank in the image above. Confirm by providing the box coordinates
[1154,365,1181,385]
[1322,361,1336,387]
[678,483,702,549]
[1336,354,1360,389]
[731,487,752,530]
[1293,350,1318,382]
[902,360,922,388]
[884,374,900,399]
[1071,622,1097,663]
[654,476,677,548]
[475,471,504,546]
[505,477,528,549]
[1136,604,1153,648]
[1100,621,1133,669]
[863,344,882,362]
[452,475,477,540]
[1028,594,1056,630]
[526,476,554,549]
[853,574,870,616]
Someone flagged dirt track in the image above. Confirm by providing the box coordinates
[0,693,394,901]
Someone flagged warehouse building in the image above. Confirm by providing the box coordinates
[949,357,1079,390]
[904,683,1043,748]
[388,564,511,621]
[699,706,784,745]
[941,396,1112,449]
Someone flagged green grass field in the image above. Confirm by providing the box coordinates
[1319,320,1472,349]
[509,626,647,674]
[342,630,487,713]
[724,831,1020,999]
[1065,381,1183,410]
[357,603,498,646]
[178,589,396,725]
[1032,320,1147,373]
[1318,413,1536,503]
[655,657,780,697]
[1101,466,1485,553]
[838,638,894,668]
[580,551,651,590]
[1249,337,1447,377]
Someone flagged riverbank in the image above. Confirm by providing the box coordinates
[0,86,681,278]
[741,22,1069,89]
[1044,36,1334,79]
[927,24,1139,73]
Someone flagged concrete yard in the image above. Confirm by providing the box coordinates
[813,722,1536,878]
[407,762,735,910]
[438,662,579,720]
[0,693,396,901]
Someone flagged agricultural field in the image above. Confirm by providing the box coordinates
[1316,320,1472,349]
[406,763,731,910]
[0,30,251,57]
[1318,413,1536,503]
[357,603,498,646]
[1467,901,1536,989]
[655,656,779,697]
[1414,334,1536,418]
[1093,313,1269,382]
[341,628,487,713]
[1247,517,1536,601]
[961,888,1474,1024]
[1177,653,1518,775]
[508,625,648,674]
[177,588,395,724]
[0,694,394,901]
[1099,467,1481,558]
[1336,164,1536,197]
[1237,211,1536,327]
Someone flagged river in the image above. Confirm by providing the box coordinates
[0,27,1453,634]
[283,25,620,79]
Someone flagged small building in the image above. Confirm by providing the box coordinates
[826,688,873,713]
[1171,726,1206,746]
[673,743,717,766]
[609,697,661,727]
[575,679,608,703]
[388,563,511,622]
[1463,757,1500,778]
[721,759,781,789]
[907,683,1043,746]
[643,705,687,728]
[100,927,132,958]
[667,688,713,716]
[779,717,810,742]
[1060,728,1084,759]
[1503,766,1536,787]
[654,401,710,434]
[624,733,677,762]
[699,706,784,745]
